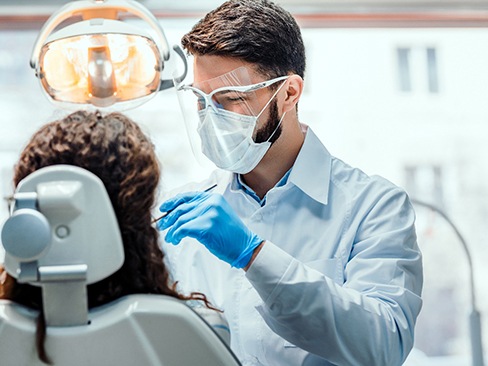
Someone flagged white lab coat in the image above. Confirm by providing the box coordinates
[162,126,423,366]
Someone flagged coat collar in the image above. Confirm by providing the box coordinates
[288,125,331,205]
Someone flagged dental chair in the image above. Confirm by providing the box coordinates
[0,165,241,366]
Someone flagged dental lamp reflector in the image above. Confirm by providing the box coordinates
[30,0,187,110]
[38,19,161,108]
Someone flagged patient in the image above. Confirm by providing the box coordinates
[0,110,213,364]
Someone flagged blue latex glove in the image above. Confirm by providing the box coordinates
[158,190,263,269]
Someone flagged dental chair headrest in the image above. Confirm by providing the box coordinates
[1,164,124,286]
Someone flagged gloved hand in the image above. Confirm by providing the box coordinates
[158,190,263,269]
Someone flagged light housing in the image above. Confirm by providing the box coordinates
[30,0,186,110]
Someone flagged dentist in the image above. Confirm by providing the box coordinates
[158,1,423,365]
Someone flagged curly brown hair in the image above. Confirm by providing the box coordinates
[0,110,212,364]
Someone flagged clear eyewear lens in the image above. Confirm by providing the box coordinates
[211,90,250,111]
[188,89,207,110]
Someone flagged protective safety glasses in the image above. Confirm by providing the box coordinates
[178,75,289,114]
[173,66,289,169]
[175,66,288,117]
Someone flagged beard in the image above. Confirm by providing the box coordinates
[254,99,282,144]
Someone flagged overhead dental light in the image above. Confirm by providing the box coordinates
[30,0,187,109]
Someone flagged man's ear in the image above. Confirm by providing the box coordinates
[282,74,303,113]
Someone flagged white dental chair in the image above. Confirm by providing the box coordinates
[0,165,241,366]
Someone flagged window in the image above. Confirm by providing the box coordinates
[397,47,412,92]
[426,47,439,93]
[396,46,440,93]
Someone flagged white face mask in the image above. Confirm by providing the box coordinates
[197,91,286,174]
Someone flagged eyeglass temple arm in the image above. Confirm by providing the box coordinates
[30,0,170,70]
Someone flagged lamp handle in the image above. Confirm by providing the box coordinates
[159,45,188,91]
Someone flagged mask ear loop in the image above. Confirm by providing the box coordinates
[265,111,287,144]
[254,78,289,120]
[253,78,289,144]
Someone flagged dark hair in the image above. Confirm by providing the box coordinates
[0,110,212,364]
[182,0,306,80]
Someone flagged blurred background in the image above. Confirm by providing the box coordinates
[1,1,488,364]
